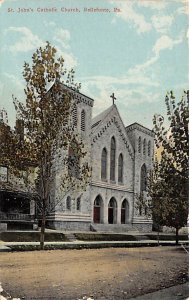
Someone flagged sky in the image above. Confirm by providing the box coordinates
[0,0,188,129]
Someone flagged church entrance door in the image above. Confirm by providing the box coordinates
[93,195,103,223]
[108,208,114,224]
[121,209,125,224]
[108,197,117,224]
[94,207,100,223]
[121,199,129,224]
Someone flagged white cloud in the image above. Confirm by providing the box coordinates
[111,1,152,34]
[80,74,160,120]
[138,1,167,10]
[54,28,71,49]
[55,45,77,69]
[177,0,189,15]
[153,34,183,56]
[4,25,77,68]
[4,72,24,90]
[187,28,189,45]
[43,20,56,28]
[151,15,174,33]
[128,33,184,77]
[81,74,159,89]
[5,27,44,52]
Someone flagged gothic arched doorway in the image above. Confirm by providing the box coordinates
[93,195,103,223]
[121,199,129,224]
[108,197,117,224]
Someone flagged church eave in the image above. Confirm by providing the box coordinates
[126,122,155,137]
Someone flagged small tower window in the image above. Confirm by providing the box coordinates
[76,197,81,211]
[143,139,146,155]
[138,136,141,153]
[72,104,77,127]
[148,141,151,157]
[66,196,71,210]
[81,110,86,131]
[141,164,147,192]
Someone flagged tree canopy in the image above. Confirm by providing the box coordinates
[150,90,189,243]
[1,42,90,249]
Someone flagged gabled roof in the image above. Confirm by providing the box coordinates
[91,104,135,159]
[91,105,114,129]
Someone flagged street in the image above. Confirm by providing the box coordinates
[0,246,188,299]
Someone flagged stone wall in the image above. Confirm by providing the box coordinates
[47,220,91,231]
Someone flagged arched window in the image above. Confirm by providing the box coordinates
[66,196,71,210]
[76,197,81,211]
[72,104,77,127]
[101,148,107,180]
[138,136,141,153]
[143,139,146,155]
[148,141,151,157]
[118,153,123,183]
[140,164,147,192]
[110,137,116,181]
[81,110,86,131]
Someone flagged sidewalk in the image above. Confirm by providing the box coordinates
[128,283,189,300]
[0,239,188,251]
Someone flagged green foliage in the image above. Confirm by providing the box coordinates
[151,91,189,238]
[1,42,90,249]
[11,42,90,203]
[153,90,189,174]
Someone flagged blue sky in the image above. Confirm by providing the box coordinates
[0,0,188,128]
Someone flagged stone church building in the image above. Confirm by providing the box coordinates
[46,85,154,232]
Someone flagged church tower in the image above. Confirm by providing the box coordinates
[126,123,154,231]
[47,84,94,231]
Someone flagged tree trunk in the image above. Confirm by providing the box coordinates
[40,199,46,250]
[175,227,179,245]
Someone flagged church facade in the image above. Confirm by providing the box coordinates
[47,85,154,232]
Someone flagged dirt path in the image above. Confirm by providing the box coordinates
[0,247,188,299]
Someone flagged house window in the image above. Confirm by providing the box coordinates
[118,153,123,183]
[81,110,86,131]
[138,137,141,153]
[101,148,107,180]
[76,197,81,211]
[66,196,71,210]
[148,141,151,156]
[141,164,147,192]
[110,137,116,181]
[72,104,77,127]
[143,139,146,155]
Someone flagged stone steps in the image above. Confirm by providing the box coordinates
[90,223,137,233]
[134,235,150,241]
[64,233,77,242]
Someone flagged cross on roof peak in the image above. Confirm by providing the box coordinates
[110,93,117,105]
